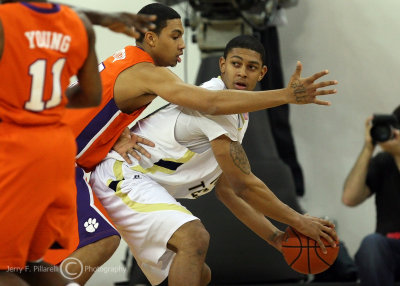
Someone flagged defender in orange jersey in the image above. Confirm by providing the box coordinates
[0,1,102,285]
[47,3,339,285]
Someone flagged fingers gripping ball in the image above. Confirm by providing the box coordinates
[281,226,339,274]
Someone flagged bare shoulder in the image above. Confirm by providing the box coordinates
[118,61,156,86]
[114,62,159,107]
[124,62,181,85]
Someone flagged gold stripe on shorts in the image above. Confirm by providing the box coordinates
[109,161,192,215]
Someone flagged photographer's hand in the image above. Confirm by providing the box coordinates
[364,116,375,150]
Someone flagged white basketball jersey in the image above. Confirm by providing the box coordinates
[107,77,249,199]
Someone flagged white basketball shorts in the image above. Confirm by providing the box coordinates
[90,159,199,285]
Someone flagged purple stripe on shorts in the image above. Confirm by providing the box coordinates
[75,167,120,249]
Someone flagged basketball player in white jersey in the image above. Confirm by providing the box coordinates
[90,35,338,286]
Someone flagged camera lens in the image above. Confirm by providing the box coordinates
[370,124,392,142]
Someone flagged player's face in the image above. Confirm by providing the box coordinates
[219,48,267,91]
[153,19,185,67]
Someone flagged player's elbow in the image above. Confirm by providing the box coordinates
[207,95,226,115]
[230,181,252,199]
[81,86,102,107]
[215,184,234,202]
[66,83,102,108]
[215,186,226,202]
[87,88,102,107]
[205,105,218,115]
[197,91,227,115]
[200,93,218,115]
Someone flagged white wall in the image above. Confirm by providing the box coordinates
[279,0,400,258]
[58,1,399,284]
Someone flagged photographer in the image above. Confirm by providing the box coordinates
[342,106,400,286]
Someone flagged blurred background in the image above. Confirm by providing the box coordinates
[57,0,400,285]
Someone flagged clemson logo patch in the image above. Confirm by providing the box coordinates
[112,49,126,62]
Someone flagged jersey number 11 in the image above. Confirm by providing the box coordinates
[25,58,66,112]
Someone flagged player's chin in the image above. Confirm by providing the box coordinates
[169,59,179,67]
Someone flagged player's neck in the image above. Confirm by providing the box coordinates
[135,43,153,61]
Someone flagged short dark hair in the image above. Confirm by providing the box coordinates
[223,35,266,65]
[136,3,181,43]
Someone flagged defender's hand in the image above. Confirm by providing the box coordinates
[287,61,338,106]
[113,128,155,164]
[99,12,156,39]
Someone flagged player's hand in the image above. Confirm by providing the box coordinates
[287,61,338,106]
[113,128,155,164]
[99,12,156,39]
[295,214,338,254]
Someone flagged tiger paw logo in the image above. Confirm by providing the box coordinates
[112,49,126,62]
[84,218,99,233]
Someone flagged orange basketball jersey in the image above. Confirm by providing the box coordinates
[0,2,88,125]
[64,46,153,171]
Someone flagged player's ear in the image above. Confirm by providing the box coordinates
[219,56,226,74]
[258,65,268,81]
[145,31,157,47]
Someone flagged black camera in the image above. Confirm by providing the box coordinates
[370,114,399,143]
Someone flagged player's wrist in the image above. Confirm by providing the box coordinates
[283,87,293,104]
[268,230,284,242]
[287,213,304,231]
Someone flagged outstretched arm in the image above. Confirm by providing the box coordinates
[72,8,156,39]
[215,175,285,252]
[210,135,338,253]
[117,61,338,115]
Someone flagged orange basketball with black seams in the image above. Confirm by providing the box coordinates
[281,226,339,274]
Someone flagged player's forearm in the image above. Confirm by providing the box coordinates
[80,10,105,26]
[216,182,284,249]
[165,82,289,115]
[237,180,303,230]
[342,144,374,206]
[207,88,290,115]
[54,3,102,25]
[66,7,106,27]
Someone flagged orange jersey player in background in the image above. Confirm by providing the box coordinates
[0,1,101,285]
[42,46,155,284]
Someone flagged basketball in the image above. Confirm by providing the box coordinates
[281,226,339,274]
